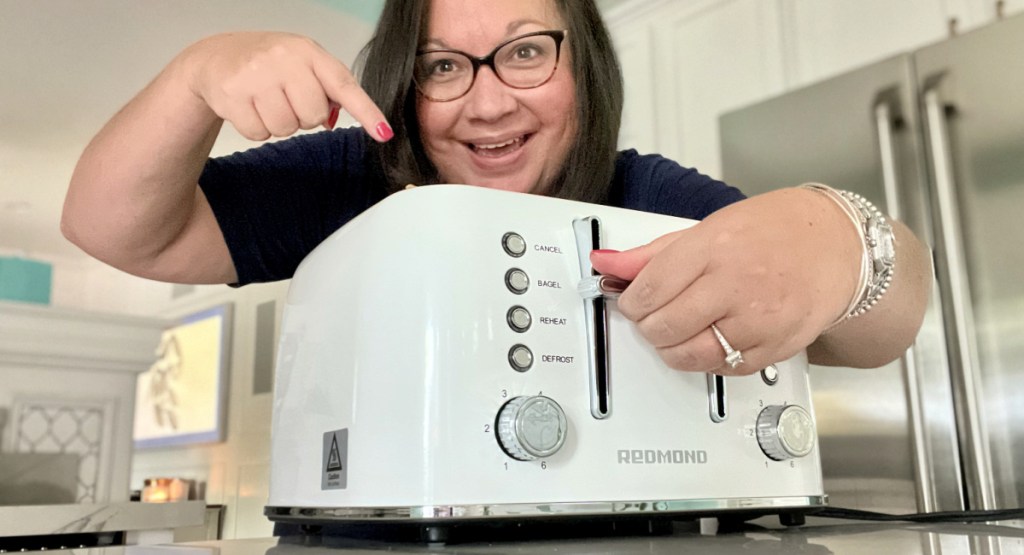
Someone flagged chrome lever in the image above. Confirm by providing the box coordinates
[577,274,630,300]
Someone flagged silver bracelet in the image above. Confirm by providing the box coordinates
[801,184,896,328]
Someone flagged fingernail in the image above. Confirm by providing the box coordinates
[325,105,340,130]
[592,249,620,255]
[376,121,394,141]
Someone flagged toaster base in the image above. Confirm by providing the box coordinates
[274,514,679,544]
[267,495,827,543]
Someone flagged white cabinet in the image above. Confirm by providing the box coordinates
[608,0,786,177]
[998,0,1024,18]
[604,0,1016,178]
[655,0,786,177]
[955,0,1024,31]
[780,0,962,87]
[612,21,658,158]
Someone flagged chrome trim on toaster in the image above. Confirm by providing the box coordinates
[573,216,612,419]
[265,495,828,522]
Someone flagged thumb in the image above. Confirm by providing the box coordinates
[589,230,682,281]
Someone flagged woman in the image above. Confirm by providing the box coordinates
[61,0,931,376]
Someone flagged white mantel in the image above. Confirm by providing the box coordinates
[0,301,167,373]
[0,301,166,504]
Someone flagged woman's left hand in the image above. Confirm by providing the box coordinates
[589,187,862,376]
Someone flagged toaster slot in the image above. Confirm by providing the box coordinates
[573,216,612,419]
[707,374,728,422]
[592,296,611,417]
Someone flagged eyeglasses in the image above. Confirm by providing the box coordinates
[414,30,567,102]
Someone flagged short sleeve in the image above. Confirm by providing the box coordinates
[198,128,387,285]
[611,149,746,219]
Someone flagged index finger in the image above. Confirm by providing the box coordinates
[590,230,681,281]
[312,56,393,142]
[615,228,709,322]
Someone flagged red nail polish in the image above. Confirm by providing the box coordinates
[376,121,394,141]
[326,105,340,130]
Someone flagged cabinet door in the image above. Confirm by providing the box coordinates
[782,0,959,87]
[606,0,786,176]
[654,0,786,176]
[998,0,1024,18]
[954,0,1024,32]
[613,21,659,157]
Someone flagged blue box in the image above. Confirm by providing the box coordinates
[0,257,52,305]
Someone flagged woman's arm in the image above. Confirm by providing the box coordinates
[62,32,391,284]
[805,216,932,367]
[589,186,931,373]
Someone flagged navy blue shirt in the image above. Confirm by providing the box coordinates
[199,127,745,285]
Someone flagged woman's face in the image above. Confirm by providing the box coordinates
[416,0,577,195]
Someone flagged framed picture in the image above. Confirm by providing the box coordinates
[133,304,232,449]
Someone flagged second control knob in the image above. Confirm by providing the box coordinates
[497,396,568,461]
[756,404,815,461]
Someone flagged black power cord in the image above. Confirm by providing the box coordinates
[810,506,1024,524]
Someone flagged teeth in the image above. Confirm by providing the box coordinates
[475,136,523,150]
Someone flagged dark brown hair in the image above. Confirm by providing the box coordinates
[358,0,624,204]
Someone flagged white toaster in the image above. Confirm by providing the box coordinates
[265,185,826,535]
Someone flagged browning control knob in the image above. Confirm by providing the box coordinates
[756,405,815,461]
[497,396,568,461]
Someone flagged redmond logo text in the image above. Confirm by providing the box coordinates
[617,449,708,465]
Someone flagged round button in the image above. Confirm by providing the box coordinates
[502,232,527,257]
[761,364,780,386]
[507,306,532,332]
[756,405,816,461]
[497,396,568,460]
[505,269,530,294]
[508,344,533,372]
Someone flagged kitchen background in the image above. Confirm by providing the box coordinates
[1,0,1021,541]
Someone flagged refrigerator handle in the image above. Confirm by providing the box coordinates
[922,87,996,510]
[875,102,935,512]
[874,103,903,219]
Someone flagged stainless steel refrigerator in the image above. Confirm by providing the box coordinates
[720,14,1024,515]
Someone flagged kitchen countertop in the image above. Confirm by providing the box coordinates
[34,517,1024,554]
[0,501,205,538]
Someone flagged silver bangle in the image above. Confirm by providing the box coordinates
[801,184,896,328]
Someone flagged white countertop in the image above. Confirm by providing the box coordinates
[0,501,204,537]
[12,517,1020,555]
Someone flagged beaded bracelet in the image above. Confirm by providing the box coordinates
[801,184,896,329]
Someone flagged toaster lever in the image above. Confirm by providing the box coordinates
[577,275,630,300]
[573,216,612,419]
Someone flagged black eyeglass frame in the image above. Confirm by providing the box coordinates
[413,29,568,102]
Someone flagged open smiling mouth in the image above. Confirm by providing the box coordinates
[468,134,532,158]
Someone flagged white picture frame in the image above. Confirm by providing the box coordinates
[133,304,232,449]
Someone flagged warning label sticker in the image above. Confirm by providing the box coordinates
[321,428,348,490]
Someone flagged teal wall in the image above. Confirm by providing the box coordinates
[312,0,384,24]
[0,257,52,305]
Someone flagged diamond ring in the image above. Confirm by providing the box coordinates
[710,323,744,370]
